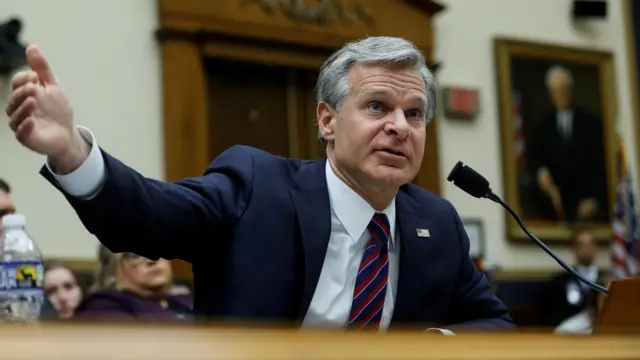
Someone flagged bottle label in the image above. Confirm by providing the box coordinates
[0,261,44,292]
[0,261,44,321]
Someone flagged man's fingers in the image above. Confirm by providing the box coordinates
[10,71,38,91]
[25,45,57,86]
[15,117,35,144]
[5,82,37,117]
[9,97,36,132]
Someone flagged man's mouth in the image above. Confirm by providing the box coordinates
[377,148,407,158]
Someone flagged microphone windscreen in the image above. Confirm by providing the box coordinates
[446,161,490,198]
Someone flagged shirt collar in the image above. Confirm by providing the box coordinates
[325,161,397,247]
[576,265,598,276]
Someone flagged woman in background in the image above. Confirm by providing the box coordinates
[76,246,193,320]
[43,264,86,319]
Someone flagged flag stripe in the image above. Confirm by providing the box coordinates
[611,136,640,279]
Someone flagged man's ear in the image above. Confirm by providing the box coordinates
[317,102,336,142]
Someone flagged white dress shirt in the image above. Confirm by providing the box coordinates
[46,127,453,334]
[554,310,592,335]
[556,110,573,138]
[301,161,399,329]
[576,265,598,290]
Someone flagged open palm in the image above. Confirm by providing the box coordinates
[7,45,75,158]
[24,83,74,156]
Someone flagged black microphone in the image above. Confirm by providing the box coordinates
[447,161,608,294]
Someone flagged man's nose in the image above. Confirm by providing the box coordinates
[386,109,411,139]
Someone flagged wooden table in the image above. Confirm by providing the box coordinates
[0,323,638,359]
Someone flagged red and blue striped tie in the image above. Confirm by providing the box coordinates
[348,213,390,330]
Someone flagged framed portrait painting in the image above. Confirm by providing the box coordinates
[494,38,617,243]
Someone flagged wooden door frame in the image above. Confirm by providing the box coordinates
[158,31,341,181]
[156,0,445,187]
[157,30,442,194]
[156,1,445,277]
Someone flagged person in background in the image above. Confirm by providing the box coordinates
[546,226,604,326]
[76,249,193,320]
[43,263,86,319]
[92,244,117,290]
[0,178,16,234]
[554,287,604,335]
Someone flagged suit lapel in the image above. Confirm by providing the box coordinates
[290,159,332,321]
[391,190,436,326]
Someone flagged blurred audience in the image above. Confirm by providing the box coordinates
[545,226,604,326]
[0,178,16,234]
[76,246,193,320]
[43,263,86,319]
[92,244,117,290]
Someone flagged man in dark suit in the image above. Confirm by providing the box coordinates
[528,65,608,222]
[5,37,514,332]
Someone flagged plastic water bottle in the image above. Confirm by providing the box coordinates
[0,214,44,323]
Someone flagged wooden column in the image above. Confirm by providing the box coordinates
[160,38,210,182]
[160,37,208,278]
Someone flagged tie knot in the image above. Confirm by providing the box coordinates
[368,213,391,245]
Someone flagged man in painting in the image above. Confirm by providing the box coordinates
[528,65,608,223]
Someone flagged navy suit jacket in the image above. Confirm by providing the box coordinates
[41,145,514,330]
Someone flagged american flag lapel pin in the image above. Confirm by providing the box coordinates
[416,229,430,238]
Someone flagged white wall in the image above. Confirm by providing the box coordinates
[436,0,636,269]
[0,0,162,258]
[0,0,635,268]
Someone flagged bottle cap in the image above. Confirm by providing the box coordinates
[1,214,26,228]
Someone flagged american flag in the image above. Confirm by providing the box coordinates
[611,138,640,278]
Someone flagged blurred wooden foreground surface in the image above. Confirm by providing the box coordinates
[0,323,637,360]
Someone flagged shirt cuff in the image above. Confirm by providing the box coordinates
[45,126,106,199]
[425,328,456,336]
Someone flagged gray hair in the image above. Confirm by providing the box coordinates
[315,36,437,140]
[545,65,574,88]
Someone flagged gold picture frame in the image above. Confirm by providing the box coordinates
[494,38,617,243]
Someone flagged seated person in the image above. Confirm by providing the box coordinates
[43,263,85,319]
[0,178,16,234]
[92,244,117,290]
[76,250,192,320]
[545,227,605,326]
[554,288,603,335]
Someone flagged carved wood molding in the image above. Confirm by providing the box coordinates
[157,0,445,51]
[241,0,447,18]
[404,0,446,16]
[155,28,441,70]
[155,28,337,54]
[240,0,375,26]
